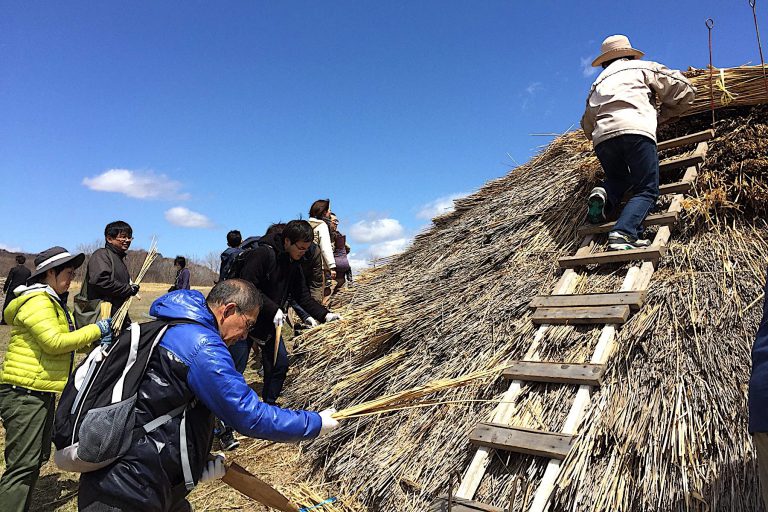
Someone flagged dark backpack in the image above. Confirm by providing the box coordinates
[53,319,196,484]
[225,238,277,281]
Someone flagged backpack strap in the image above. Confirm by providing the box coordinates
[141,402,186,434]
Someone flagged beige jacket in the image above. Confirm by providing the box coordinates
[581,59,695,147]
[307,217,336,271]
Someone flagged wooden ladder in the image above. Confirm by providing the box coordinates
[430,129,715,512]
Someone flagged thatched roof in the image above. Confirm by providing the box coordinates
[284,67,768,511]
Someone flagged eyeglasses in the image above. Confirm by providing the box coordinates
[235,306,257,331]
[116,236,134,241]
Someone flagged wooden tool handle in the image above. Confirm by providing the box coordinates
[222,462,299,512]
[273,324,283,365]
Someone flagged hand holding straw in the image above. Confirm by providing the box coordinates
[112,237,159,334]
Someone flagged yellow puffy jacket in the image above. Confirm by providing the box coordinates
[2,285,101,392]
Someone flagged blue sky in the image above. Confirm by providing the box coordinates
[1,1,764,269]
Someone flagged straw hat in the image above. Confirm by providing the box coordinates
[591,35,644,67]
[28,246,85,281]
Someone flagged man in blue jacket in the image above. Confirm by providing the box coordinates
[78,279,338,512]
[750,273,768,510]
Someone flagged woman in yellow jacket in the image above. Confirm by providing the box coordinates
[0,246,111,512]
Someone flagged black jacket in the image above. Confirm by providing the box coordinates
[239,233,328,340]
[85,244,133,313]
[3,264,31,293]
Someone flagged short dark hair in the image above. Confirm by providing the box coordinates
[174,256,186,268]
[15,255,25,264]
[265,223,286,236]
[309,199,330,219]
[227,230,242,248]
[207,278,263,314]
[602,56,634,69]
[105,221,133,239]
[283,220,314,245]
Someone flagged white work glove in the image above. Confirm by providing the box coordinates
[306,317,319,328]
[325,312,342,323]
[318,408,339,436]
[200,454,227,482]
[273,309,286,327]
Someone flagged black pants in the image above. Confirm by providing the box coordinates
[261,335,289,404]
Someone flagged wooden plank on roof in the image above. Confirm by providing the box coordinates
[429,496,503,512]
[657,129,715,151]
[659,142,707,172]
[502,361,606,386]
[577,211,679,236]
[529,291,645,310]
[558,246,664,268]
[531,305,630,324]
[469,423,574,460]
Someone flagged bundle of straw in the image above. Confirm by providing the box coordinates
[685,65,768,116]
[332,364,506,420]
[112,237,159,333]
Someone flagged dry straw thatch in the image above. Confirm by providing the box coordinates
[283,66,768,511]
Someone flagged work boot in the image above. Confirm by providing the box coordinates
[587,187,607,224]
[607,231,652,251]
[218,427,240,451]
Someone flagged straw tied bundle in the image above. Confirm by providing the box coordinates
[112,237,159,333]
[685,64,768,116]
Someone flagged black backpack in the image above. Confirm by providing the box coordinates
[225,238,277,281]
[53,319,196,482]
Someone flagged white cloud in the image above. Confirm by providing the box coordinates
[164,207,214,228]
[349,218,404,243]
[525,81,542,95]
[581,56,598,78]
[83,169,190,200]
[0,243,22,252]
[367,238,410,259]
[347,253,372,273]
[416,192,469,220]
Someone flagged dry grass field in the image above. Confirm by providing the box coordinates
[0,282,331,512]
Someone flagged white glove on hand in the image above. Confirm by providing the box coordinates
[273,309,286,327]
[325,312,342,323]
[200,454,226,482]
[306,317,319,328]
[318,408,339,436]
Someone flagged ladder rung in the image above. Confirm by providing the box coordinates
[577,211,679,236]
[429,496,503,512]
[469,423,574,460]
[558,246,664,268]
[531,305,630,324]
[529,291,645,310]
[659,142,707,172]
[502,361,606,386]
[657,129,715,151]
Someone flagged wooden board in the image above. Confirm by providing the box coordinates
[529,291,645,310]
[577,210,679,236]
[659,142,707,173]
[502,361,606,386]
[222,463,300,512]
[469,423,574,460]
[429,496,503,512]
[531,305,630,324]
[659,179,693,195]
[558,246,664,268]
[657,129,714,151]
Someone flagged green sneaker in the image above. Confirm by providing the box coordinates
[587,187,607,224]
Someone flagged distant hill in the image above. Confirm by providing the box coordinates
[0,247,218,287]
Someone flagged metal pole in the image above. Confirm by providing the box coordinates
[706,18,716,128]
[750,0,768,94]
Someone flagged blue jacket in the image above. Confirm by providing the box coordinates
[750,273,768,432]
[78,290,321,511]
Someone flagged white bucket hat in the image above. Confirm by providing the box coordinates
[592,35,644,67]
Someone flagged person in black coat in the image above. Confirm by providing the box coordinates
[238,220,342,404]
[78,221,140,328]
[749,271,768,509]
[1,255,31,325]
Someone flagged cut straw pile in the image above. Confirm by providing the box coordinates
[277,96,768,511]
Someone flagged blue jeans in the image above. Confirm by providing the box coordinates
[228,338,252,375]
[261,335,289,404]
[594,134,659,239]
